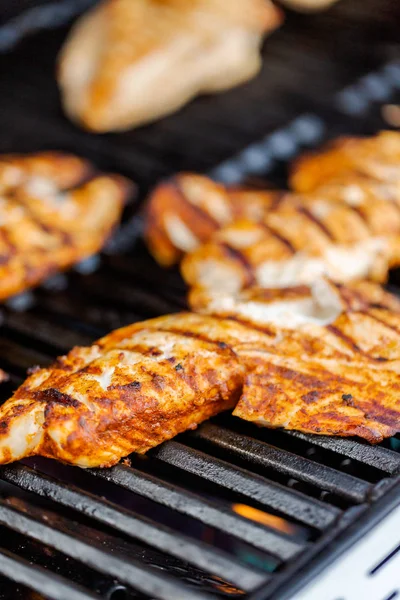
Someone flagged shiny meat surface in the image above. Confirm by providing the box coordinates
[145,172,280,266]
[58,0,282,132]
[192,279,400,443]
[0,313,244,467]
[0,151,131,300]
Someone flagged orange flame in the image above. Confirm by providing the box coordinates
[232,503,295,535]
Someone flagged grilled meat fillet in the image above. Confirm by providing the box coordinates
[145,172,280,266]
[0,314,245,467]
[192,278,400,443]
[0,151,131,300]
[58,0,282,132]
[181,194,391,293]
[291,131,400,193]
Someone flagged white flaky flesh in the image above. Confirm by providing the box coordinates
[255,238,387,288]
[193,278,344,328]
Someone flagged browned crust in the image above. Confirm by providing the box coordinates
[290,131,400,192]
[0,152,133,300]
[193,280,400,443]
[144,173,281,266]
[0,313,244,467]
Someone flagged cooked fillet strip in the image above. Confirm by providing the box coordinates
[58,0,282,132]
[290,131,400,193]
[192,278,400,443]
[1,280,400,463]
[145,172,280,266]
[0,152,131,300]
[0,314,245,467]
[181,197,390,293]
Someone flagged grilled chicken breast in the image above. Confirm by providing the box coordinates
[0,151,131,300]
[0,314,245,467]
[58,0,282,132]
[291,131,400,193]
[192,278,400,443]
[181,194,391,293]
[145,172,280,266]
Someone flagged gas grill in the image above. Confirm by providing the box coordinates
[0,1,400,599]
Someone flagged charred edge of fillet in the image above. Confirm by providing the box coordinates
[33,388,81,408]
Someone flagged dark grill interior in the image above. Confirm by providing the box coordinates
[0,2,400,599]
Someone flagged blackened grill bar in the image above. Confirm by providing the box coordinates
[189,423,371,504]
[0,465,268,591]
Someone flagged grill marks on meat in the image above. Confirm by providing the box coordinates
[145,172,281,266]
[191,279,400,443]
[1,281,400,464]
[0,314,244,467]
[0,151,131,300]
[181,172,400,292]
[181,208,389,293]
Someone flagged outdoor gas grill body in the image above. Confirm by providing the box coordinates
[0,2,400,599]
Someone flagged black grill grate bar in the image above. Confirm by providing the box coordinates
[93,464,303,560]
[34,291,130,335]
[3,310,95,352]
[289,432,400,475]
[0,464,267,592]
[0,547,98,600]
[191,424,371,504]
[75,271,184,315]
[0,337,52,375]
[0,500,214,600]
[152,442,340,530]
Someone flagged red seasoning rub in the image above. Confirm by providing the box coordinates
[0,313,245,467]
[0,151,132,300]
[192,278,400,443]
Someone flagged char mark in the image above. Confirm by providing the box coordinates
[33,387,81,408]
[219,242,256,287]
[259,222,296,254]
[297,206,334,241]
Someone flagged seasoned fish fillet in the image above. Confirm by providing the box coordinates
[0,151,131,300]
[291,131,400,193]
[192,278,400,443]
[181,197,390,293]
[0,314,244,467]
[58,0,282,132]
[145,172,280,266]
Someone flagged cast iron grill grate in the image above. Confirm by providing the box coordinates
[0,1,400,599]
